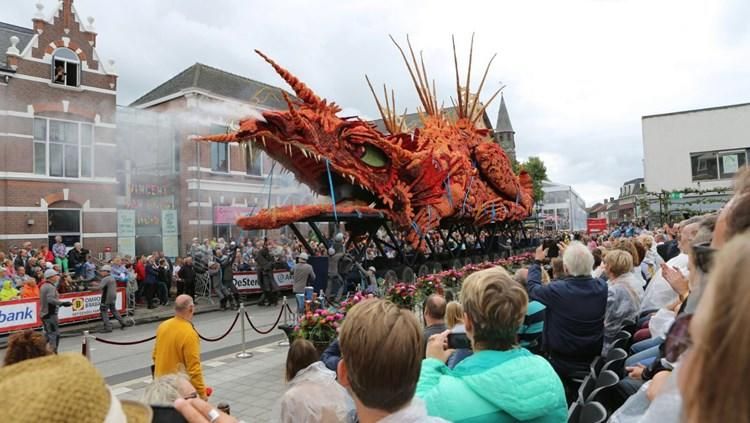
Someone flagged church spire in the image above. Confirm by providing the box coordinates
[493,94,516,162]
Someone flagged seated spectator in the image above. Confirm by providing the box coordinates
[513,268,546,354]
[141,373,197,405]
[12,266,31,289]
[417,267,566,422]
[0,353,152,420]
[3,330,51,366]
[273,339,353,422]
[612,239,646,297]
[0,280,19,301]
[444,301,472,368]
[602,250,641,354]
[20,278,40,299]
[527,242,608,381]
[422,294,447,355]
[338,299,446,422]
[81,255,97,283]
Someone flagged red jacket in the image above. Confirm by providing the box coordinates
[135,261,146,281]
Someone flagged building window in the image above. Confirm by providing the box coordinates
[210,143,228,173]
[33,117,94,178]
[245,144,263,176]
[51,48,80,87]
[209,124,229,173]
[690,149,747,181]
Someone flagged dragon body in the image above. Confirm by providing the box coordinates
[200,39,534,247]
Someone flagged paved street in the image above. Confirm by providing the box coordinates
[113,340,288,422]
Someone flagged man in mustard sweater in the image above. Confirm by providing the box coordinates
[152,294,206,399]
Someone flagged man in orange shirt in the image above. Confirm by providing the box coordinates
[152,294,206,399]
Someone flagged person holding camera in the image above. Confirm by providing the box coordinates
[39,269,72,353]
[417,267,567,422]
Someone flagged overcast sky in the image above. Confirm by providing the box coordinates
[5,0,750,205]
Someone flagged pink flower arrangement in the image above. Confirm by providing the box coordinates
[385,283,417,309]
[415,252,533,292]
[294,308,345,344]
[339,291,375,315]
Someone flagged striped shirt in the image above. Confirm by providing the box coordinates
[518,300,546,354]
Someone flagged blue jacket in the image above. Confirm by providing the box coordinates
[320,338,341,372]
[417,348,567,422]
[527,263,607,360]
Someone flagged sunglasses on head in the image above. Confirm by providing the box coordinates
[692,242,716,274]
[664,313,693,363]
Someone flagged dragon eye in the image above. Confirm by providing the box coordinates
[360,144,388,168]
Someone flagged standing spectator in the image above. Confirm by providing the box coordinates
[178,257,196,299]
[173,257,184,295]
[527,242,608,382]
[134,255,146,301]
[67,242,86,278]
[92,265,128,333]
[417,267,567,422]
[156,258,171,306]
[3,330,51,366]
[326,247,344,300]
[152,295,206,399]
[255,240,276,306]
[337,299,446,422]
[291,252,315,300]
[422,294,447,355]
[39,269,72,353]
[52,236,68,273]
[144,256,160,309]
[111,257,129,286]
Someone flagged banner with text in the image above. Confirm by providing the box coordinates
[58,288,126,324]
[233,270,293,294]
[0,298,40,333]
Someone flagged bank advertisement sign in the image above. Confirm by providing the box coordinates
[0,298,40,332]
[232,270,293,293]
[0,288,127,334]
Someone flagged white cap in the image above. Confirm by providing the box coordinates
[299,252,309,261]
[328,248,336,255]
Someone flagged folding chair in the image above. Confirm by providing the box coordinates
[579,401,607,423]
[567,399,582,423]
[577,373,596,404]
[601,348,628,378]
[586,370,619,403]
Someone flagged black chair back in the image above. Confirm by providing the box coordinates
[579,401,608,423]
[586,370,619,403]
[601,348,628,379]
[567,400,581,423]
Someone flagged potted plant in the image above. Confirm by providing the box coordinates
[293,308,344,355]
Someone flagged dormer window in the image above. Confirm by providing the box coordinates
[51,48,80,87]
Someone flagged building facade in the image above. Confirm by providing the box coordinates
[642,102,748,222]
[0,0,118,253]
[128,63,314,255]
[540,181,587,231]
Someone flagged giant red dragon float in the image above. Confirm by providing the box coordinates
[200,36,534,247]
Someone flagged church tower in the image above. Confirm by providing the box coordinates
[493,95,516,162]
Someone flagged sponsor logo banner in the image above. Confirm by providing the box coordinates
[232,271,293,293]
[58,288,126,324]
[0,299,40,333]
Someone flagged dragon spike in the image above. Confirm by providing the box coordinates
[255,49,323,107]
[281,92,305,126]
[464,33,475,120]
[452,35,464,118]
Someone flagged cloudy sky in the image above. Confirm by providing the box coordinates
[6,0,750,205]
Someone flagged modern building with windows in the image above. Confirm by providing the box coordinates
[642,102,748,221]
[540,181,587,231]
[0,0,119,252]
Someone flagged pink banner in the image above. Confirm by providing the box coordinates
[213,206,256,225]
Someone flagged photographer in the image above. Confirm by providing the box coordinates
[416,267,567,422]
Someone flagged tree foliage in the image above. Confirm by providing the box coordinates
[520,156,548,202]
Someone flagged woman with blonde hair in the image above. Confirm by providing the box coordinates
[444,301,472,369]
[602,250,641,354]
[680,231,750,423]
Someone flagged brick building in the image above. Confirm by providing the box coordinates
[128,63,313,255]
[0,0,118,253]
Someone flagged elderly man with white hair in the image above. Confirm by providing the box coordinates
[526,241,608,384]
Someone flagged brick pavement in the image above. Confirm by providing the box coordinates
[113,339,289,422]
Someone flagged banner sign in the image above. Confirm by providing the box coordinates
[214,206,256,225]
[0,288,127,334]
[117,210,136,237]
[58,288,126,323]
[0,298,40,333]
[232,270,293,293]
[161,210,179,236]
[587,218,608,233]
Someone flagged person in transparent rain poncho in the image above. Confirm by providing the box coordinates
[271,339,355,423]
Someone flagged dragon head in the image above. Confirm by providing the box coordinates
[202,51,445,223]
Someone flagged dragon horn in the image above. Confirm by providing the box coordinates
[255,50,323,107]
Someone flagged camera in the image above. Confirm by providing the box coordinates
[447,332,472,349]
[542,238,560,258]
